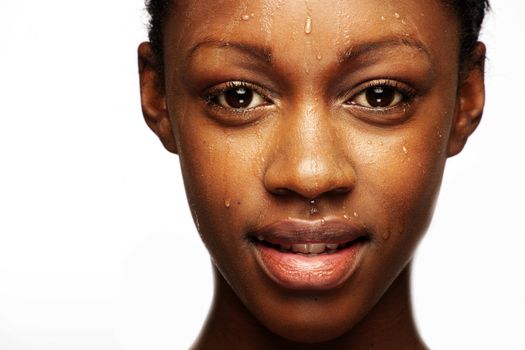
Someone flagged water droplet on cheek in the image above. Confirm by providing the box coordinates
[304,16,312,34]
[316,53,322,60]
[241,14,251,21]
[353,212,359,218]
[224,199,231,208]
[403,146,409,155]
[394,12,401,19]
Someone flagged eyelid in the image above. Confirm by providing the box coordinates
[203,80,275,111]
[343,79,416,109]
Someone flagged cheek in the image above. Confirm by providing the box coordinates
[353,117,450,246]
[176,119,266,251]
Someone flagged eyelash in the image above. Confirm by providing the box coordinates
[204,81,272,112]
[202,79,417,125]
[344,79,416,110]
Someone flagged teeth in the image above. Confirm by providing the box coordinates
[308,243,326,254]
[291,244,309,254]
[258,238,344,255]
[288,243,340,254]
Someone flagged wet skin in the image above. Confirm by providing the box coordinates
[139,0,485,349]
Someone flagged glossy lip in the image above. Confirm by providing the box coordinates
[250,217,369,291]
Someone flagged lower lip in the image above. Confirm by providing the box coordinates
[254,242,365,290]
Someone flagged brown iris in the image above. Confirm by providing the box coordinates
[365,86,396,108]
[224,87,254,109]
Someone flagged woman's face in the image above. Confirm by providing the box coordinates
[141,0,484,343]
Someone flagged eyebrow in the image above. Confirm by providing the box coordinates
[186,37,431,66]
[187,39,273,65]
[338,38,432,63]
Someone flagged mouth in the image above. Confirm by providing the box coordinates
[255,237,363,255]
[249,217,369,291]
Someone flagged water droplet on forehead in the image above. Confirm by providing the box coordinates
[241,14,251,21]
[394,12,401,19]
[380,15,386,21]
[304,16,312,34]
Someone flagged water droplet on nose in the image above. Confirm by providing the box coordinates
[403,146,408,155]
[241,14,251,21]
[224,199,231,208]
[394,12,401,19]
[304,16,312,34]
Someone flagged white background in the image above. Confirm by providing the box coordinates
[0,1,523,349]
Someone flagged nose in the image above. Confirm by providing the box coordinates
[263,105,356,201]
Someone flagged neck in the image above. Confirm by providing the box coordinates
[193,263,426,350]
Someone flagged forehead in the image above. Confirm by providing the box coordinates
[164,0,459,74]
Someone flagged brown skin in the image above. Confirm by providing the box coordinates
[139,0,485,349]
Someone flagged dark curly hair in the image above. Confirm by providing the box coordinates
[145,0,489,72]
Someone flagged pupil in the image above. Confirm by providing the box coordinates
[365,86,395,107]
[225,87,253,109]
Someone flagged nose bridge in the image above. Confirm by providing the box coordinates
[264,102,356,200]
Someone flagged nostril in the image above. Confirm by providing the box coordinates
[272,188,293,196]
[330,187,352,195]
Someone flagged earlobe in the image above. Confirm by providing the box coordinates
[447,42,486,157]
[138,42,178,154]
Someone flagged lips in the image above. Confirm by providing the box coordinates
[250,218,369,290]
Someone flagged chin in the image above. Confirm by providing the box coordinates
[250,291,367,344]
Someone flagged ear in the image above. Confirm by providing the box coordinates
[447,42,486,157]
[138,42,178,154]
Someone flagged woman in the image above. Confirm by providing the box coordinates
[138,0,489,348]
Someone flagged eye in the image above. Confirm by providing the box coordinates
[348,81,413,109]
[210,82,268,110]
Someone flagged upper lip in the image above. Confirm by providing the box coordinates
[250,217,369,245]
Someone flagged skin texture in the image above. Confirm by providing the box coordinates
[138,0,485,348]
